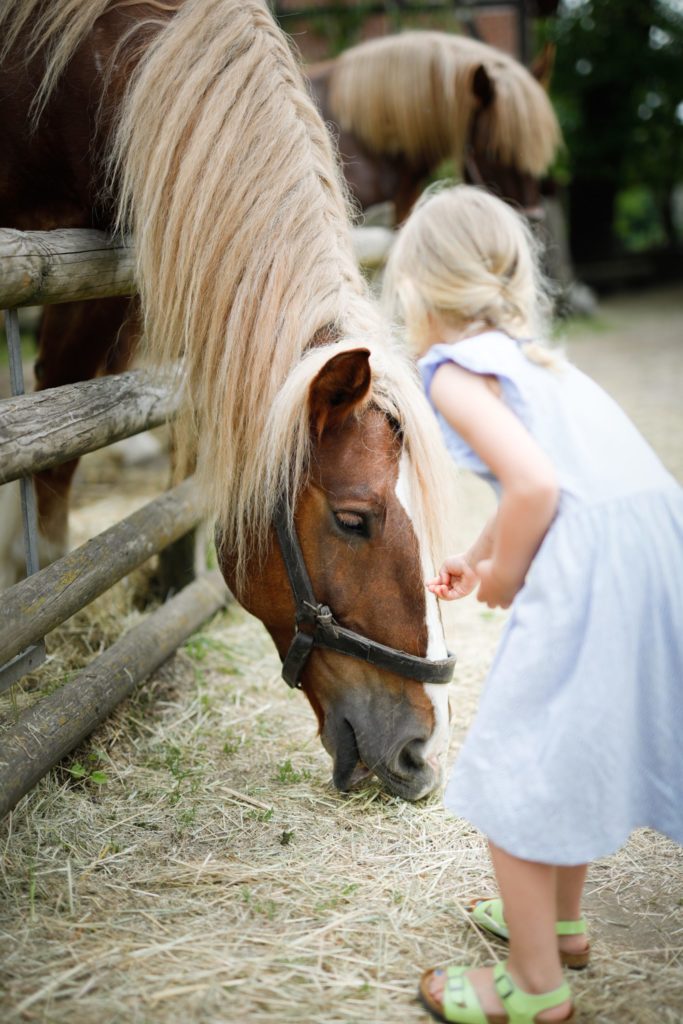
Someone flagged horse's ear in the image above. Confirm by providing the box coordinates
[530,42,556,91]
[309,348,372,437]
[472,63,495,108]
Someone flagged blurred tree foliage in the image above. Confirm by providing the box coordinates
[539,0,683,259]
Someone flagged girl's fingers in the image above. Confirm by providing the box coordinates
[429,571,449,587]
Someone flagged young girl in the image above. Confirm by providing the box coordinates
[383,185,683,1024]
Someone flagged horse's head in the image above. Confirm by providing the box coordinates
[307,37,560,225]
[465,51,559,222]
[219,346,453,801]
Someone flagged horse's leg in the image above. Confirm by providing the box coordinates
[2,298,137,584]
[35,297,138,560]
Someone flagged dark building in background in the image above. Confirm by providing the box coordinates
[271,1,559,65]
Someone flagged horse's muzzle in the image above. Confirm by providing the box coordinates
[324,711,442,801]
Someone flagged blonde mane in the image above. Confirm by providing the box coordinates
[327,31,561,176]
[106,0,455,581]
[2,0,455,582]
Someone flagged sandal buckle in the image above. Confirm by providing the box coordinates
[495,970,515,1001]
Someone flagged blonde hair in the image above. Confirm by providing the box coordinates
[383,185,559,367]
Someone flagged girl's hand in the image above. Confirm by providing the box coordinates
[474,559,521,609]
[426,554,479,601]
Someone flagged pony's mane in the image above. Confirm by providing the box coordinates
[107,0,454,581]
[327,31,561,175]
[2,0,454,581]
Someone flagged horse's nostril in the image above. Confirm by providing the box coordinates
[397,739,428,774]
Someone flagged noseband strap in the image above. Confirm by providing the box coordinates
[274,503,456,690]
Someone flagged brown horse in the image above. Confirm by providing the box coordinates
[308,31,561,222]
[0,0,457,800]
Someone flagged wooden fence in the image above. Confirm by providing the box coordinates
[0,228,231,818]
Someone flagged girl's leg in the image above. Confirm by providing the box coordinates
[556,864,588,919]
[556,864,589,958]
[428,841,572,1021]
[488,842,566,1001]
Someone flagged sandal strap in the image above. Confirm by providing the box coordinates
[494,963,572,1024]
[555,917,587,936]
[471,898,587,940]
[471,898,509,939]
[442,967,488,1024]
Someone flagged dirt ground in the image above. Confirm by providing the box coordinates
[0,286,682,1023]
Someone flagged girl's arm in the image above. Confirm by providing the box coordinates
[465,511,497,565]
[430,362,559,608]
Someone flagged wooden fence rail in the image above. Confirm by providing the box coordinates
[0,369,179,484]
[0,571,228,818]
[0,229,134,307]
[0,225,392,308]
[0,478,206,669]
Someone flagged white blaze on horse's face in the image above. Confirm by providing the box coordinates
[395,453,450,778]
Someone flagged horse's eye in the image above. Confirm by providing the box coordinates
[334,510,368,536]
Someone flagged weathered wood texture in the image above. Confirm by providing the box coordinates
[0,572,230,819]
[0,477,204,667]
[0,226,387,308]
[0,228,135,307]
[0,369,179,483]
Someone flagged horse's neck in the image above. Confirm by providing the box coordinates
[0,4,178,230]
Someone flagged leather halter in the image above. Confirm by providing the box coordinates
[274,502,456,690]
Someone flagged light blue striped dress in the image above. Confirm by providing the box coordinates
[419,330,683,864]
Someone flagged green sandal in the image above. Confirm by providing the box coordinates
[468,898,590,970]
[418,961,574,1024]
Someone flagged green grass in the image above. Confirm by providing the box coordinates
[274,758,311,784]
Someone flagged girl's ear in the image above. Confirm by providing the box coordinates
[308,348,372,438]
